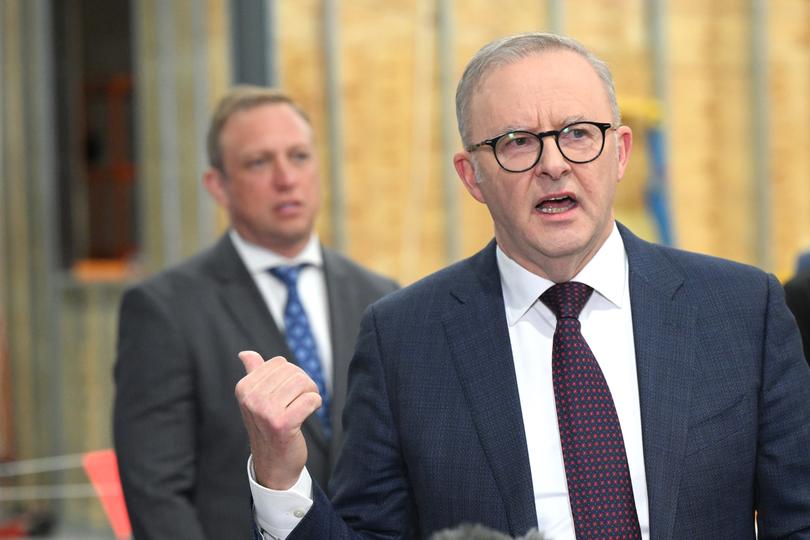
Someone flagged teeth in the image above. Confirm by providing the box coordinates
[537,195,575,214]
[539,206,569,214]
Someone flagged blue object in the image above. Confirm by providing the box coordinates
[645,127,674,246]
[270,264,331,437]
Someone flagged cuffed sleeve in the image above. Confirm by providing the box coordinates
[248,456,314,539]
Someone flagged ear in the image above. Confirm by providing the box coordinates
[615,125,633,181]
[203,167,229,208]
[453,151,486,204]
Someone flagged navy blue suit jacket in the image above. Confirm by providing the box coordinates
[287,224,810,539]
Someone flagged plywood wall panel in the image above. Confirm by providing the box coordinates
[769,0,810,276]
[670,1,754,264]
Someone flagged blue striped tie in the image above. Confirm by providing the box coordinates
[270,264,331,438]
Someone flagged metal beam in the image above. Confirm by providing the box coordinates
[437,0,461,263]
[21,0,64,515]
[230,0,278,86]
[750,0,771,270]
[645,0,675,246]
[323,0,347,252]
[646,0,668,105]
[155,1,183,264]
[266,0,281,87]
[192,3,216,248]
[547,0,565,34]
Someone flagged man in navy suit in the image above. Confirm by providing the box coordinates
[237,33,810,539]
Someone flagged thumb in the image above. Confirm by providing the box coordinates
[238,350,265,374]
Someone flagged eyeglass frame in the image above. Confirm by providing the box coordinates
[465,121,614,173]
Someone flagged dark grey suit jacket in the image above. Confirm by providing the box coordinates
[113,234,397,540]
[287,224,810,539]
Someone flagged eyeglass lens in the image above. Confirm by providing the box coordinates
[495,122,606,172]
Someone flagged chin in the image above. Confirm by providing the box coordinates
[533,231,587,255]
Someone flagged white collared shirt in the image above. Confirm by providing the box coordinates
[500,223,649,538]
[230,230,333,390]
[250,223,650,539]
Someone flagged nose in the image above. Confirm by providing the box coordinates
[532,138,571,180]
[271,158,296,188]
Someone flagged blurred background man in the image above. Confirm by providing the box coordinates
[113,86,397,540]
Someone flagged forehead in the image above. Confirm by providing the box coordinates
[470,50,612,136]
[221,102,313,148]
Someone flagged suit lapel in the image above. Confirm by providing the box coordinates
[209,234,328,451]
[208,235,287,357]
[442,241,538,535]
[620,224,696,540]
[322,248,356,464]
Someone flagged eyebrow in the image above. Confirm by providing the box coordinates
[491,116,590,137]
[497,123,528,133]
[240,149,275,159]
[559,115,587,126]
[482,124,531,141]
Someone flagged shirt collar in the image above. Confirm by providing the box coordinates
[497,222,627,325]
[229,229,323,275]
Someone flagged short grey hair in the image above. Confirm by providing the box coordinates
[455,32,621,148]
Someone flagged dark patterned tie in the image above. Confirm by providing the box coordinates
[270,264,331,438]
[541,282,641,539]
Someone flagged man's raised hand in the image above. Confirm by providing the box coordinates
[235,351,321,490]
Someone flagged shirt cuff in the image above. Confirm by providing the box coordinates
[248,455,314,539]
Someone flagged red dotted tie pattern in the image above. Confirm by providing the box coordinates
[541,282,641,539]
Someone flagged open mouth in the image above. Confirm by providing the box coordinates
[536,195,577,214]
[276,201,301,211]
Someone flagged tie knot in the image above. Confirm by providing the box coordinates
[269,264,307,289]
[540,281,593,320]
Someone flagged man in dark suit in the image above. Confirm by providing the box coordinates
[785,267,810,365]
[238,34,810,538]
[113,86,397,540]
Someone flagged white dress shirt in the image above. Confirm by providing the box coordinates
[230,230,333,390]
[250,223,649,539]
[501,223,649,539]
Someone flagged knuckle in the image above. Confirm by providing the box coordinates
[239,392,259,413]
[303,392,322,411]
[290,370,312,387]
[267,414,290,433]
[234,379,248,400]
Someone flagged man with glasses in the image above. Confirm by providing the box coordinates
[237,33,810,538]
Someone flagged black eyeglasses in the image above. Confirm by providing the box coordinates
[466,121,613,172]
